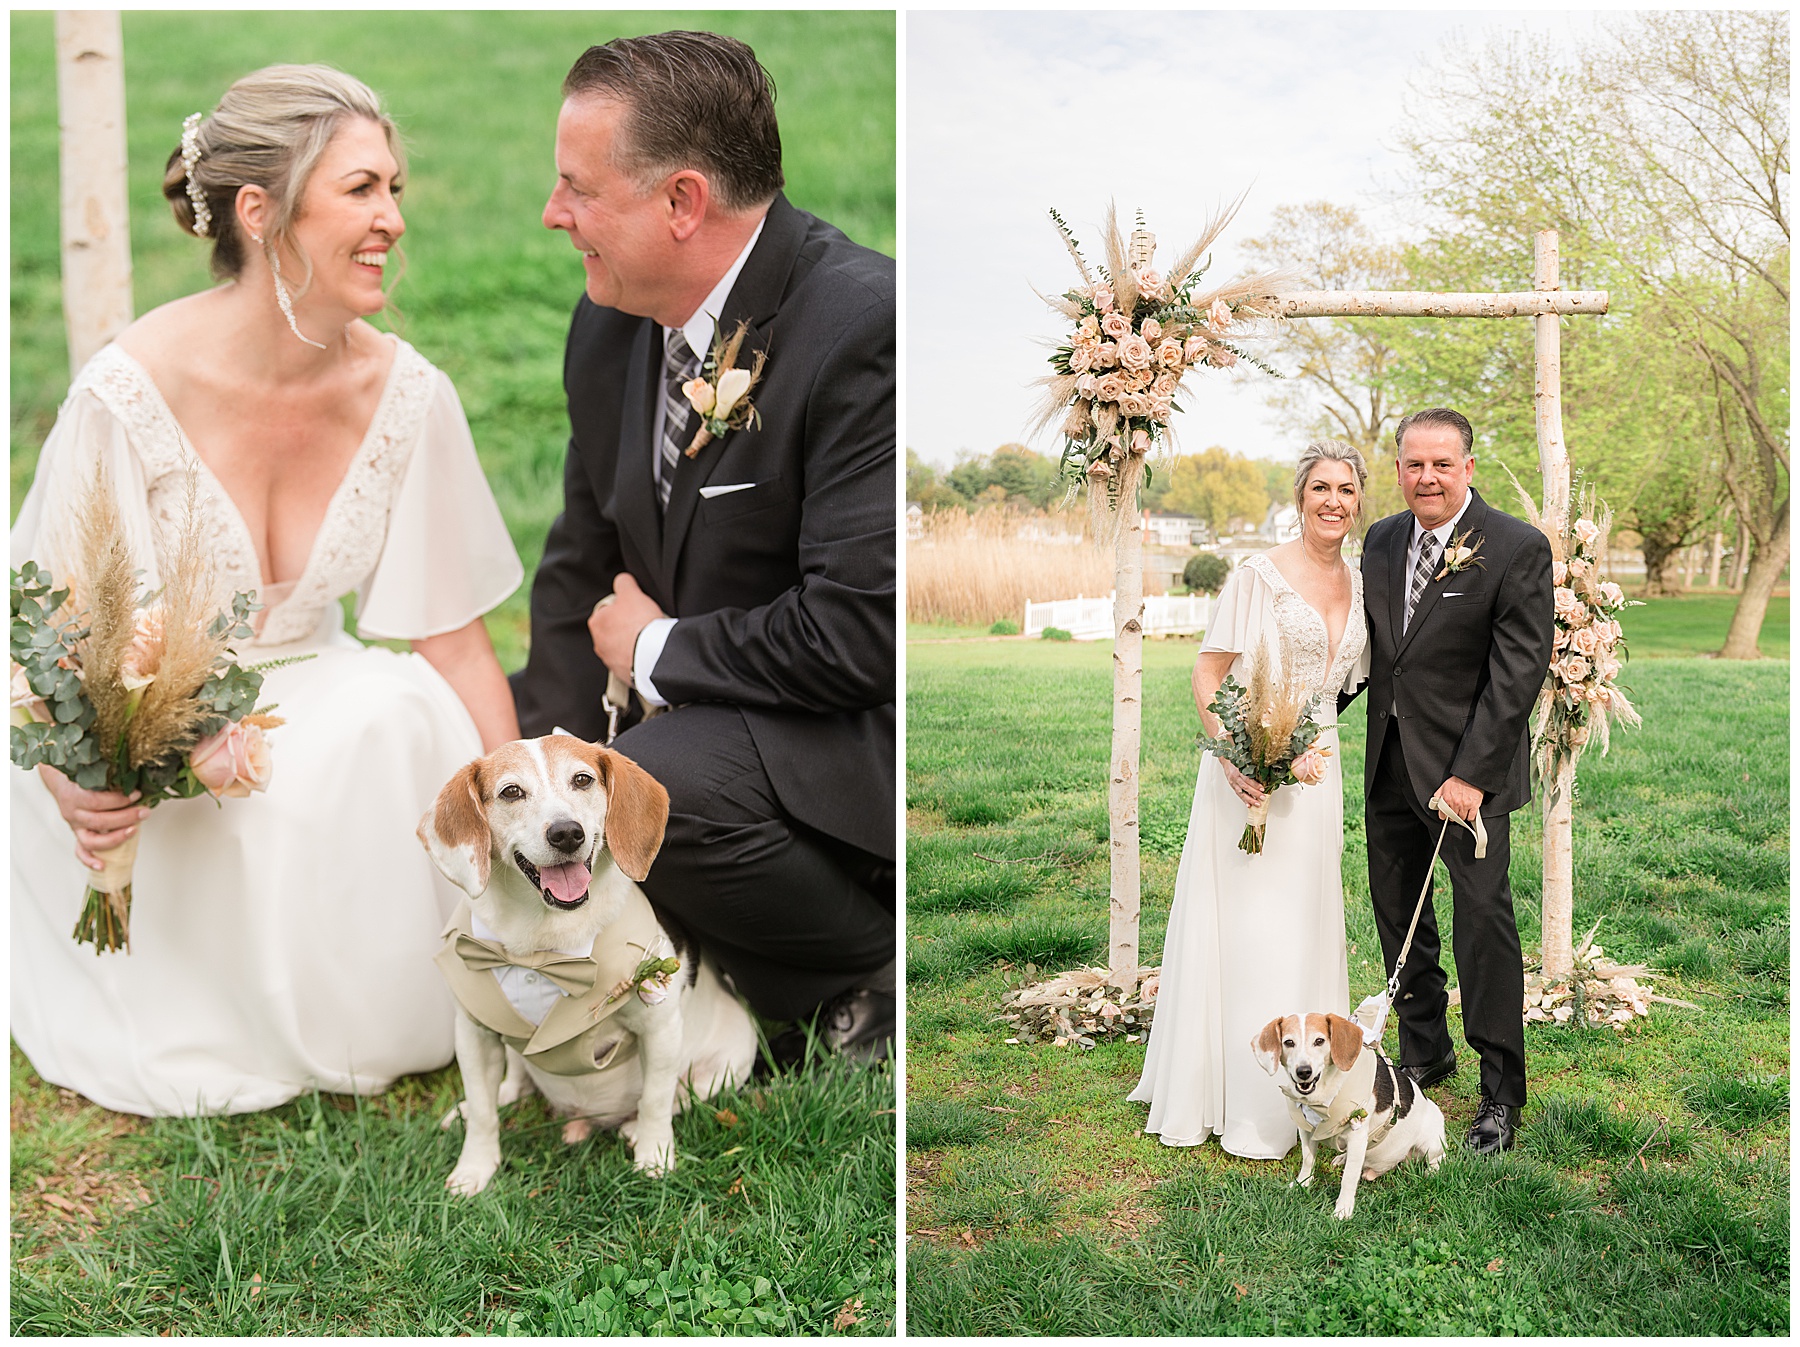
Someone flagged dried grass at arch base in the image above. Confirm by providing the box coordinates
[907,508,1115,627]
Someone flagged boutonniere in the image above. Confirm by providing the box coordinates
[600,952,684,1007]
[681,319,767,457]
[1436,529,1486,580]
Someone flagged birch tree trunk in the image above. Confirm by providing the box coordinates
[1707,530,1724,588]
[1534,230,1574,983]
[1108,486,1144,995]
[56,11,134,378]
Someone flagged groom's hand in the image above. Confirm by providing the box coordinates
[588,573,666,683]
[1435,776,1484,823]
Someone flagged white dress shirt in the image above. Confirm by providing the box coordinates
[633,216,768,706]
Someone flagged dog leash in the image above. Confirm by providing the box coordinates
[1357,796,1487,1047]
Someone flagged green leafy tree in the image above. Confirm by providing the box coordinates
[1163,447,1270,533]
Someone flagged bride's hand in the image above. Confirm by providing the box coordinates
[36,766,148,871]
[1221,760,1266,807]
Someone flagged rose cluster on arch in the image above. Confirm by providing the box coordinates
[1034,206,1280,517]
[1525,483,1642,800]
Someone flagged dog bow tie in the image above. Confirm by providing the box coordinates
[451,933,598,996]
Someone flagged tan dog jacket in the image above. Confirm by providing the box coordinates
[1285,1046,1378,1141]
[434,889,666,1078]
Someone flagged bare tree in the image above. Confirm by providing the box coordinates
[1597,12,1789,656]
[1242,203,1408,519]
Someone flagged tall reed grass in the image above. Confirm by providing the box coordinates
[907,509,1115,626]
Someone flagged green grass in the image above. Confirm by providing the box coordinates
[13,1045,894,1335]
[905,624,1788,1335]
[11,9,895,670]
[1617,592,1787,660]
[11,12,895,1335]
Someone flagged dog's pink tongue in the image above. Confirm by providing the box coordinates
[541,860,591,904]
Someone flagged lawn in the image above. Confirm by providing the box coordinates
[10,10,896,1336]
[905,595,1788,1335]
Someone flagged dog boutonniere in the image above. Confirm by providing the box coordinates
[681,319,767,457]
[632,954,683,1006]
[1435,529,1486,581]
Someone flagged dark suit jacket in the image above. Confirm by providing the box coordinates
[1347,487,1554,817]
[512,194,896,861]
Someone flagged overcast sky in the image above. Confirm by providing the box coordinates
[905,9,1610,470]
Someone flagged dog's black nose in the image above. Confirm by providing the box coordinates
[546,819,586,854]
[1294,1064,1313,1079]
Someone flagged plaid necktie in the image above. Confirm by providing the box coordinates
[1404,530,1441,632]
[659,328,700,509]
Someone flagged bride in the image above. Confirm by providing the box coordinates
[1129,438,1370,1158]
[10,65,523,1116]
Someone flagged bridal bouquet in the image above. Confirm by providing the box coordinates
[10,470,290,954]
[1031,200,1284,535]
[1506,473,1643,802]
[1199,632,1331,854]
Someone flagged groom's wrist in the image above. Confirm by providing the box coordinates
[632,618,678,707]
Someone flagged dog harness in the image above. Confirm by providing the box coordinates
[434,887,668,1078]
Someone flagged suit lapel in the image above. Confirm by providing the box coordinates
[1384,515,1410,651]
[659,194,806,586]
[1397,488,1489,656]
[617,320,667,598]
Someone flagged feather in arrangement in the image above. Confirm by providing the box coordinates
[1031,199,1293,543]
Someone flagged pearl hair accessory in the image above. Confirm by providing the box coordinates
[180,113,211,238]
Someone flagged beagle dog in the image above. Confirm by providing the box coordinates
[1253,1012,1446,1219]
[419,734,757,1195]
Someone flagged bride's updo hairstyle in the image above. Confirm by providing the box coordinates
[1293,439,1369,522]
[161,64,405,288]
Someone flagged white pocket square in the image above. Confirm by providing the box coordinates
[1444,591,1464,597]
[699,482,757,498]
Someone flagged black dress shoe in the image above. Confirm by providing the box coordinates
[1466,1097,1518,1153]
[1402,1051,1457,1091]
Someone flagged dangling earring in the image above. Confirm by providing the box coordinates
[266,241,327,351]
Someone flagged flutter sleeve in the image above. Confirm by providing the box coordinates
[355,370,524,641]
[10,387,160,589]
[1199,560,1272,661]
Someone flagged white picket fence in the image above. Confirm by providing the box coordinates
[1022,592,1211,640]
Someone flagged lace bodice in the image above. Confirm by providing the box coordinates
[1234,551,1367,694]
[69,341,438,648]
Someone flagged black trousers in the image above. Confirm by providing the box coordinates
[611,704,895,1022]
[1367,717,1527,1106]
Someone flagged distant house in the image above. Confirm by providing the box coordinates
[905,501,923,540]
[1262,502,1300,543]
[1145,510,1204,548]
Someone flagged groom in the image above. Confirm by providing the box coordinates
[1352,408,1553,1153]
[510,32,896,1055]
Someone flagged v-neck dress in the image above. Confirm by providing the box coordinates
[1129,552,1370,1159]
[9,339,523,1116]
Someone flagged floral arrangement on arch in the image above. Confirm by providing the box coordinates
[1031,201,1286,537]
[1507,472,1643,801]
[10,469,299,954]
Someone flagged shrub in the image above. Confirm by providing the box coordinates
[989,618,1021,635]
[1041,627,1073,641]
[1183,551,1231,595]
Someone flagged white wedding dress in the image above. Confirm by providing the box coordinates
[10,338,523,1116]
[1129,552,1368,1158]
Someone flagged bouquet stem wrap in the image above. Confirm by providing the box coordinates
[74,832,138,953]
[1241,800,1271,854]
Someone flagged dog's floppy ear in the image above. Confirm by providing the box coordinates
[1251,1016,1287,1076]
[596,746,670,882]
[418,758,491,897]
[1325,1013,1364,1074]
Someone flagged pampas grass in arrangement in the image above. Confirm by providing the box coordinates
[10,464,286,953]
